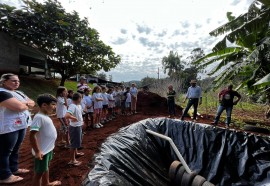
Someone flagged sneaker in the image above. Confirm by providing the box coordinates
[98,123,104,127]
[93,124,101,129]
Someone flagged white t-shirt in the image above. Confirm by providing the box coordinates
[67,103,84,127]
[81,98,86,111]
[77,83,89,92]
[108,94,115,108]
[130,87,138,97]
[67,98,72,107]
[30,113,57,155]
[102,92,109,105]
[83,95,93,112]
[56,97,67,118]
[112,91,120,102]
[93,93,103,109]
[126,92,131,103]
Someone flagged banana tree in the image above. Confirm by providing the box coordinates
[194,0,270,95]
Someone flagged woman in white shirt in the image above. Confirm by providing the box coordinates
[0,73,35,184]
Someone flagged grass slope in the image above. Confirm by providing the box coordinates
[19,77,92,101]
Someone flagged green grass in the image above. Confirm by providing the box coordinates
[61,80,94,91]
[177,92,266,128]
[19,77,94,101]
[20,77,59,101]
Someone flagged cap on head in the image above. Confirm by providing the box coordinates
[190,79,197,84]
[80,76,86,80]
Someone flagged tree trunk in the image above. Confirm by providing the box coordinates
[60,75,67,86]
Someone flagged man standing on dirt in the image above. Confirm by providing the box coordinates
[211,84,241,128]
[181,80,202,121]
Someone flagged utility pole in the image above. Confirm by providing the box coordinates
[158,67,160,80]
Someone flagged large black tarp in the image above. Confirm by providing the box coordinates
[83,118,270,186]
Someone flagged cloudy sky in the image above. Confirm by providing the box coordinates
[1,0,254,82]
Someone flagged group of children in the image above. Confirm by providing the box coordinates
[29,84,135,185]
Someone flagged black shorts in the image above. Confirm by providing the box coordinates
[103,105,108,109]
[69,126,82,149]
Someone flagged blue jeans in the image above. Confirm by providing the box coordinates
[0,128,26,180]
[181,98,199,120]
[168,99,176,116]
[213,105,233,125]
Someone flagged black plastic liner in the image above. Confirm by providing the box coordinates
[83,118,270,186]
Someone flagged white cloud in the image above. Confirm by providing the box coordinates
[1,0,254,82]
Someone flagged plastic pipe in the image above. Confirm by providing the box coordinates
[145,129,192,174]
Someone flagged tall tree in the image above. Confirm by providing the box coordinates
[162,51,185,79]
[0,0,121,85]
[97,72,107,80]
[188,48,205,65]
[194,0,270,95]
[141,76,156,86]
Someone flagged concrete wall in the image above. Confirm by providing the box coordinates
[0,32,19,74]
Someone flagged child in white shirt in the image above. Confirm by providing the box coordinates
[67,90,74,107]
[125,87,131,115]
[65,93,84,166]
[83,88,94,130]
[92,86,103,128]
[30,94,61,186]
[107,88,115,120]
[101,86,108,123]
[56,86,69,146]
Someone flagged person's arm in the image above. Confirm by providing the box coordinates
[65,112,78,122]
[183,88,189,103]
[63,97,68,107]
[93,94,103,101]
[0,98,29,112]
[173,90,176,97]
[233,92,242,105]
[199,87,202,105]
[96,97,103,101]
[30,131,43,160]
[25,98,35,108]
[218,91,223,102]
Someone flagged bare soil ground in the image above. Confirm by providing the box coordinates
[6,91,269,186]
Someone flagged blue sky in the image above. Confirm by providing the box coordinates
[1,0,254,82]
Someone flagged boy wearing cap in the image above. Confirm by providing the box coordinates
[181,80,202,121]
[30,94,61,186]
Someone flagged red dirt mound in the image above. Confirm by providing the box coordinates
[137,91,183,115]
